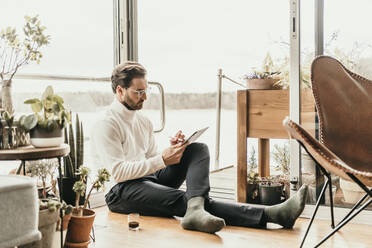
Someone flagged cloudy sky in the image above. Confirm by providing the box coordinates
[1,0,372,93]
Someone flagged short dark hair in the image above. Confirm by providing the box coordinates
[111,61,147,93]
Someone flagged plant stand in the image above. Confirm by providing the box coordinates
[237,89,315,203]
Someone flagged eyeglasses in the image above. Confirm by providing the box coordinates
[127,86,152,97]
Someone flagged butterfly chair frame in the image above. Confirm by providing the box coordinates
[283,55,372,247]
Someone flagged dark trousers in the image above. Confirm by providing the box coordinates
[105,143,266,228]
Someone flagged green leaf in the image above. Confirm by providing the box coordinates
[24,98,40,104]
[51,95,64,104]
[42,85,54,100]
[47,119,58,131]
[52,102,60,114]
[31,102,43,113]
[23,114,38,131]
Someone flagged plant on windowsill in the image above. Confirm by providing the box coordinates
[243,52,281,90]
[21,85,71,148]
[0,15,50,115]
[65,167,110,248]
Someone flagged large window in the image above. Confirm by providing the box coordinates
[138,0,290,170]
[0,0,114,173]
[322,0,372,210]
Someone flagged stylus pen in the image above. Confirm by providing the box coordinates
[168,136,184,142]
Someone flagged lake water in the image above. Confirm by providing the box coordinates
[0,108,288,174]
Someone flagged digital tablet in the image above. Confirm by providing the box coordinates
[183,127,209,145]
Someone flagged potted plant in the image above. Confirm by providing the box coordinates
[246,146,260,203]
[21,159,61,248]
[60,113,85,206]
[259,176,283,205]
[0,15,50,114]
[21,85,71,147]
[65,167,110,248]
[272,143,290,200]
[243,52,281,90]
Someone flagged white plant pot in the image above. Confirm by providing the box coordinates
[30,127,64,148]
[340,177,365,204]
[30,137,64,148]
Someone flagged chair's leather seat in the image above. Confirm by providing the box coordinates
[311,56,372,174]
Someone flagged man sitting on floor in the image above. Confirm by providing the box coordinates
[91,61,308,234]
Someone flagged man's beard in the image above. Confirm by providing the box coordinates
[123,96,144,110]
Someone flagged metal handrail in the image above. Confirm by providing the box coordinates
[215,69,247,170]
[14,73,166,133]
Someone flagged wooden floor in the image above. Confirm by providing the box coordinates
[89,206,372,248]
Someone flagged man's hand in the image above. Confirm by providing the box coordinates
[162,142,188,166]
[169,130,185,145]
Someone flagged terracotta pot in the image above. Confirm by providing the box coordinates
[245,78,279,90]
[65,209,95,248]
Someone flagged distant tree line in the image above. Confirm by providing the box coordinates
[13,91,237,113]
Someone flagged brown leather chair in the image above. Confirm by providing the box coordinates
[283,55,372,247]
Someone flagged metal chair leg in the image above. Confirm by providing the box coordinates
[337,192,370,226]
[300,178,330,248]
[326,174,335,228]
[314,198,372,247]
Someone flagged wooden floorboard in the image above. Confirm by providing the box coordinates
[89,206,372,248]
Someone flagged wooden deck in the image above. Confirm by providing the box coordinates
[89,206,372,248]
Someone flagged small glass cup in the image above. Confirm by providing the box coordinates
[128,213,140,231]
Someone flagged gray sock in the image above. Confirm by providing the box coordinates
[181,196,225,233]
[264,184,308,228]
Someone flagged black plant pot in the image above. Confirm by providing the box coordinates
[246,183,259,204]
[58,177,85,206]
[259,183,283,205]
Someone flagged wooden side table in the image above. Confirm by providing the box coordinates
[237,89,315,203]
[0,144,70,248]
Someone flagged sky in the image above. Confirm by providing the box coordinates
[1,0,372,93]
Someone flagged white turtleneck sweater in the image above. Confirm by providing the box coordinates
[91,98,166,185]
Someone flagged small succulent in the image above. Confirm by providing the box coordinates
[247,171,260,184]
[39,198,62,212]
[73,166,110,216]
[73,181,86,197]
[2,111,14,127]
